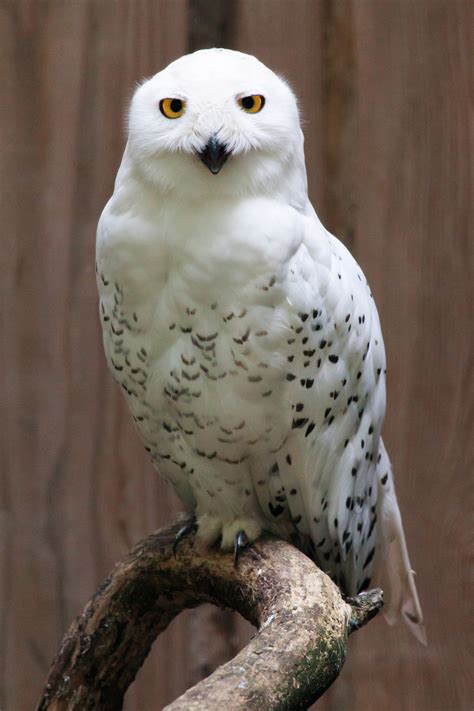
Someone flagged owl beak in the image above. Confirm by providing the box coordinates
[198,136,230,175]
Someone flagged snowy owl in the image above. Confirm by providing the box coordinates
[96,48,424,641]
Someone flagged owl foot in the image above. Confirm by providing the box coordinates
[221,519,261,561]
[173,519,198,557]
[195,514,222,545]
[234,530,249,566]
[195,514,261,563]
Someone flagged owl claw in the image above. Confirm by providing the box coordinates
[173,520,198,557]
[234,530,249,566]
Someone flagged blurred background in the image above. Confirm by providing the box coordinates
[0,1,471,709]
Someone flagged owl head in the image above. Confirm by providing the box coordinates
[126,49,306,201]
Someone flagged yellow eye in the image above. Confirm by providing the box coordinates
[159,98,186,119]
[238,94,265,114]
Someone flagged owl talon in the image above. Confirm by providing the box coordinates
[173,520,198,557]
[233,530,250,566]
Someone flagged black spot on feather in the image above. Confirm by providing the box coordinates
[363,547,375,570]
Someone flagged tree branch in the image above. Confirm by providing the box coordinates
[38,517,383,711]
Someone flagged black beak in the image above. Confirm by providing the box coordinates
[198,136,230,175]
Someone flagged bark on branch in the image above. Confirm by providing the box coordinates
[38,517,383,711]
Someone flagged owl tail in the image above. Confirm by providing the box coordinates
[373,445,426,644]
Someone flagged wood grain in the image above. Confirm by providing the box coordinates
[0,1,471,709]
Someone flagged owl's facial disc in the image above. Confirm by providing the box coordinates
[198,136,230,175]
[128,50,304,196]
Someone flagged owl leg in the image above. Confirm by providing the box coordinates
[172,518,198,557]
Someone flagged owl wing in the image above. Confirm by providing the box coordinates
[272,223,424,639]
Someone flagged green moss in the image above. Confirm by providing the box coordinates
[274,636,347,711]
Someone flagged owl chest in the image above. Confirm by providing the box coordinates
[144,300,293,456]
[98,235,299,462]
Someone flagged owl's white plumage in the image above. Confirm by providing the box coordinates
[97,49,424,641]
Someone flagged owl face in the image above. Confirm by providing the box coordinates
[127,49,303,198]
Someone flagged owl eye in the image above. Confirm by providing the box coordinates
[238,95,265,114]
[159,98,186,119]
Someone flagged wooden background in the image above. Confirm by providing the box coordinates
[0,1,471,709]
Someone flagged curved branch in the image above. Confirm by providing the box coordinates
[38,518,383,711]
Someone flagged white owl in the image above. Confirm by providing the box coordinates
[96,48,424,641]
